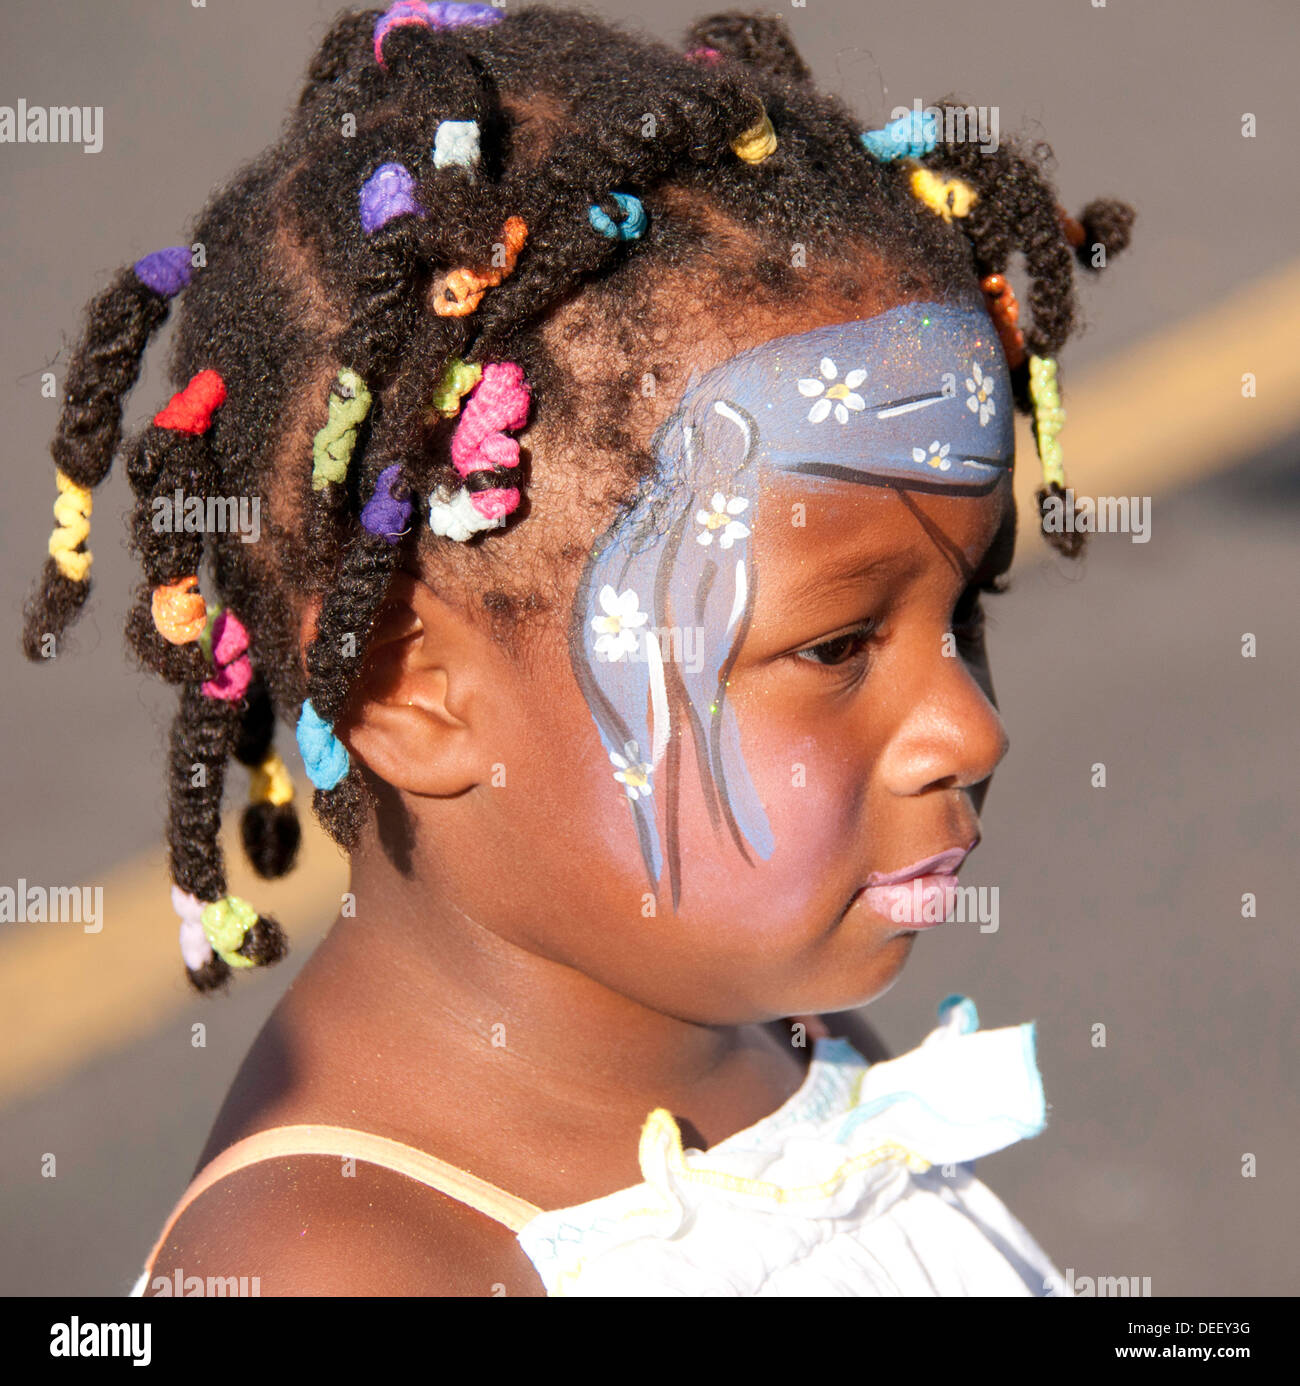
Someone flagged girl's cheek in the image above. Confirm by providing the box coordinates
[725,709,871,917]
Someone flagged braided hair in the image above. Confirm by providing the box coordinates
[19,4,1134,992]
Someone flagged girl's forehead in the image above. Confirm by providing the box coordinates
[655,299,1013,495]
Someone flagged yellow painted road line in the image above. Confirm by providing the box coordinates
[0,803,348,1111]
[3,260,1299,1112]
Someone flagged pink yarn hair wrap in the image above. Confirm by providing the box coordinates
[201,608,253,702]
[171,885,213,972]
[449,362,531,520]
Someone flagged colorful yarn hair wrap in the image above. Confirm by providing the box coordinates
[430,361,531,541]
[861,110,938,162]
[373,1,502,66]
[200,895,259,970]
[359,163,421,235]
[297,699,350,791]
[430,357,482,416]
[360,464,414,543]
[909,165,977,222]
[1056,204,1087,248]
[1028,355,1066,490]
[249,750,294,807]
[200,607,253,702]
[48,471,93,583]
[588,192,647,241]
[981,274,1027,371]
[133,246,193,298]
[312,369,373,491]
[171,886,213,972]
[684,46,721,64]
[731,109,777,164]
[153,369,227,434]
[433,119,480,170]
[151,575,207,645]
[433,216,527,317]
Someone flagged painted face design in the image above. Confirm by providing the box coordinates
[567,298,1013,907]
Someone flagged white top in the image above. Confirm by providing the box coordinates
[517,995,1066,1296]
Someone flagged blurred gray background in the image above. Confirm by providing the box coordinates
[1,0,1296,1296]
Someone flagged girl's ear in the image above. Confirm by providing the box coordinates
[323,572,499,798]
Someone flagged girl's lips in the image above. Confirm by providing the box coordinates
[863,874,960,929]
[865,842,975,887]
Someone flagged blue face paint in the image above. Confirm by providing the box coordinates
[567,298,1013,907]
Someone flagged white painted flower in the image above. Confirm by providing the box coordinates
[965,361,996,426]
[797,357,867,424]
[695,492,751,549]
[591,584,647,660]
[610,741,652,800]
[912,441,952,471]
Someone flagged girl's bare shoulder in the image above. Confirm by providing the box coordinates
[143,1153,546,1297]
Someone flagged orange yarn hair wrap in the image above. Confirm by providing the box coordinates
[151,575,208,645]
[980,274,1027,371]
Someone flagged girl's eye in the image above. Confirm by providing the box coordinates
[795,621,877,668]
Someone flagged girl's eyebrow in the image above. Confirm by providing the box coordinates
[774,487,1016,623]
[771,552,903,623]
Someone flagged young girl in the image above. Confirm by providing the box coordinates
[21,3,1133,1296]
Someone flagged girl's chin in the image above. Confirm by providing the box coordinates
[782,933,917,1017]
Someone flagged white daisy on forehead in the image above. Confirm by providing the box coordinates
[609,741,652,800]
[965,361,996,426]
[797,356,868,425]
[695,492,751,549]
[591,584,647,660]
[912,441,952,471]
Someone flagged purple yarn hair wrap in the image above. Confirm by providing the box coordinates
[373,1,502,63]
[359,163,420,235]
[360,465,414,543]
[132,246,193,298]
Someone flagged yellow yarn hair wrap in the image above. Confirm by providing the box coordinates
[48,471,93,582]
[201,895,259,969]
[909,165,978,222]
[731,110,777,164]
[249,750,294,807]
[1028,355,1067,490]
[151,575,209,645]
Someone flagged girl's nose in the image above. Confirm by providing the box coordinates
[874,646,1010,797]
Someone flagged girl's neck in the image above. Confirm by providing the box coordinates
[289,853,808,1150]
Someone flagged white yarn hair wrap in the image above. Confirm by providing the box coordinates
[428,482,506,542]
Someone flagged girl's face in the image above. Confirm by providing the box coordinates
[396,297,1016,1026]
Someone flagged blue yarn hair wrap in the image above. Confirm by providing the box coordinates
[860,109,938,161]
[297,700,350,791]
[588,192,647,241]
